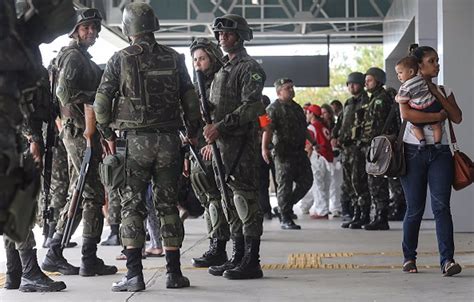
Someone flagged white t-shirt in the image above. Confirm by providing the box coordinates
[402,85,453,145]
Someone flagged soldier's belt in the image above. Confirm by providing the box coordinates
[119,128,178,137]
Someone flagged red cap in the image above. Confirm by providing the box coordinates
[307,104,321,116]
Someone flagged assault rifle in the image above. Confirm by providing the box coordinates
[42,64,60,246]
[179,130,206,175]
[195,70,231,206]
[61,143,92,249]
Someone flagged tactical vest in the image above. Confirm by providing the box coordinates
[111,43,181,129]
[54,44,102,129]
[360,87,392,143]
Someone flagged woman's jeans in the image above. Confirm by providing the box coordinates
[400,143,454,270]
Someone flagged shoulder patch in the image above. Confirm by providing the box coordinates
[375,99,383,105]
[122,44,143,56]
[251,72,262,82]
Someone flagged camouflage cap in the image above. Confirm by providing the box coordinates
[274,78,293,89]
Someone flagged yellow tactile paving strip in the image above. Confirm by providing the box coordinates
[1,251,473,287]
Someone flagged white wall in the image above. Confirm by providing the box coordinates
[437,0,474,232]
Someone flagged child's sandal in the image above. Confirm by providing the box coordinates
[443,261,462,277]
[402,260,418,273]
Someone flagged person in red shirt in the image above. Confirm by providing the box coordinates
[299,105,334,219]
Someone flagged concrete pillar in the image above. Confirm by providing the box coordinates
[437,0,474,232]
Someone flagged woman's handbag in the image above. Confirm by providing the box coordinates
[448,120,474,190]
[366,104,407,178]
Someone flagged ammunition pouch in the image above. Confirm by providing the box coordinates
[99,139,126,190]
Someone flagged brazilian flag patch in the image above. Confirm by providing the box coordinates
[375,99,383,105]
[251,73,262,82]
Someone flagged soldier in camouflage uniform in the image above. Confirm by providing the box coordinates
[93,3,201,291]
[360,67,394,231]
[336,72,372,230]
[262,78,313,230]
[189,38,233,268]
[1,0,75,292]
[42,8,117,277]
[204,14,266,280]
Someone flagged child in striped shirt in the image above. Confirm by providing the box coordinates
[395,56,442,148]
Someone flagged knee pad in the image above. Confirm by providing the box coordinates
[233,193,260,224]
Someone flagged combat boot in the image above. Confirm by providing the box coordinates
[223,237,263,280]
[388,202,406,221]
[41,234,79,275]
[112,248,145,292]
[101,224,120,246]
[349,206,371,229]
[209,236,244,276]
[341,206,360,228]
[165,249,190,288]
[80,238,118,276]
[280,214,301,230]
[192,238,228,268]
[18,249,66,292]
[4,248,22,289]
[363,209,390,231]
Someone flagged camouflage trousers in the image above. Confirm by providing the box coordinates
[107,187,122,225]
[389,178,406,207]
[4,228,36,250]
[118,132,184,248]
[55,125,104,240]
[189,156,232,241]
[361,145,390,211]
[340,146,357,206]
[343,145,370,208]
[216,133,262,239]
[274,151,313,216]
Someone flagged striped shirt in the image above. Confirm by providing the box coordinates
[395,75,436,109]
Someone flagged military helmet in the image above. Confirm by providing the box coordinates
[68,8,102,38]
[365,67,386,85]
[122,2,160,37]
[190,38,223,62]
[212,14,253,41]
[346,72,365,86]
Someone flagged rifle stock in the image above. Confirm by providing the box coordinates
[195,70,231,206]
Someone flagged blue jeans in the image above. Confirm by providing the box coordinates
[400,143,455,270]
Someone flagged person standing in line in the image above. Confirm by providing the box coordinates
[300,104,334,220]
[262,78,313,230]
[204,14,266,280]
[188,38,232,268]
[94,3,201,291]
[360,67,394,231]
[42,8,117,277]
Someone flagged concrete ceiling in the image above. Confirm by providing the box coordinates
[76,0,393,46]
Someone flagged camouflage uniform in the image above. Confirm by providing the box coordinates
[360,86,393,210]
[53,41,105,240]
[189,66,232,242]
[206,37,266,279]
[50,137,70,221]
[266,99,313,221]
[1,0,75,292]
[95,34,200,249]
[338,91,372,229]
[209,48,265,239]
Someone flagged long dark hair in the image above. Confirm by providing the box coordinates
[409,43,437,63]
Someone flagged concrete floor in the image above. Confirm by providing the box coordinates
[1,199,473,302]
